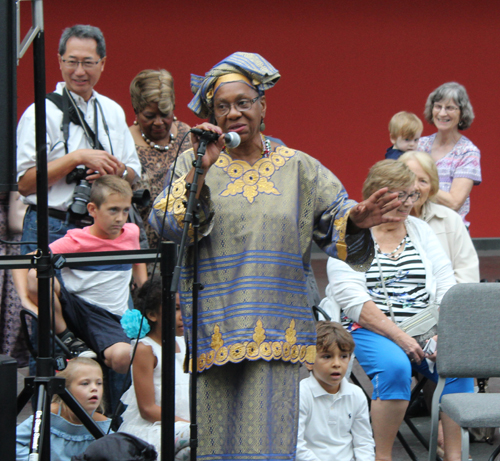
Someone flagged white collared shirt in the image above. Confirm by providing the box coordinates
[17,82,141,210]
[297,374,375,461]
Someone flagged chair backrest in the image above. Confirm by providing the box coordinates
[436,283,500,378]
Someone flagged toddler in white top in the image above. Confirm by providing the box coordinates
[297,321,374,461]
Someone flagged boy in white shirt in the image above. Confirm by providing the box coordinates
[297,321,375,461]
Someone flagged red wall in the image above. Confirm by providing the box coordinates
[16,0,499,237]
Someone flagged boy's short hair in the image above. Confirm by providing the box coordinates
[388,111,423,140]
[90,175,133,208]
[316,321,355,354]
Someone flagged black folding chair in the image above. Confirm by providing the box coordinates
[20,308,127,420]
[20,308,73,369]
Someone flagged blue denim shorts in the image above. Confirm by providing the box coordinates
[351,327,474,401]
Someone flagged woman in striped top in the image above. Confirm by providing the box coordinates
[325,160,473,461]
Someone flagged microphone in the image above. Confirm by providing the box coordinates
[191,128,241,148]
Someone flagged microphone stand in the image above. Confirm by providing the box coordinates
[160,241,177,461]
[171,133,212,461]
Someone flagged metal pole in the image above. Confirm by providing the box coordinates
[161,242,177,461]
[30,2,54,460]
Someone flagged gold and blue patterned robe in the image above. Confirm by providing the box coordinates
[150,145,373,373]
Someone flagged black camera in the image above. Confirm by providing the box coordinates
[66,167,92,216]
[132,189,151,207]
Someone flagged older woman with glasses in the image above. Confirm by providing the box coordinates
[399,151,479,284]
[129,69,192,248]
[150,52,402,460]
[325,160,473,461]
[418,82,481,228]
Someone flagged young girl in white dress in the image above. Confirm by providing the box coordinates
[16,357,112,461]
[119,276,190,460]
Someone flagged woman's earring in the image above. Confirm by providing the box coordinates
[133,120,138,126]
[260,118,266,132]
[173,115,178,121]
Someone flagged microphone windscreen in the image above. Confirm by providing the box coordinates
[225,132,241,148]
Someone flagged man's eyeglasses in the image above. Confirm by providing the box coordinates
[433,103,459,113]
[61,58,103,70]
[392,191,421,204]
[213,96,260,117]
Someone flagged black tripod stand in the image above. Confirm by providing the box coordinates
[15,2,77,458]
[13,246,178,461]
[7,3,180,459]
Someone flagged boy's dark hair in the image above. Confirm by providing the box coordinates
[316,321,355,354]
[133,275,162,328]
[90,175,132,208]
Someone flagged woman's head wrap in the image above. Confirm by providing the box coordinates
[188,51,280,119]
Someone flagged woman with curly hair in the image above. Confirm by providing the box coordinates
[418,82,481,228]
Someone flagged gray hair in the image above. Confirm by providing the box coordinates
[59,25,106,58]
[423,82,474,130]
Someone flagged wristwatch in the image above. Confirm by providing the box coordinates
[122,168,128,181]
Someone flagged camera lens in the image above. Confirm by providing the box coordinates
[68,180,92,216]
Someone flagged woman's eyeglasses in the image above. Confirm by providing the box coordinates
[393,191,421,204]
[213,96,260,117]
[433,103,459,113]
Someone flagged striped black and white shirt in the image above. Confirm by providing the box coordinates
[365,236,429,324]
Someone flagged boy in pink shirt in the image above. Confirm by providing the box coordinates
[26,176,147,373]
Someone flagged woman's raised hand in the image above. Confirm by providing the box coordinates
[349,187,402,229]
[190,123,226,171]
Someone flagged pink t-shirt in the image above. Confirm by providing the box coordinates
[418,134,481,227]
[50,223,140,316]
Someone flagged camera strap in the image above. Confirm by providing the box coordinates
[46,88,105,153]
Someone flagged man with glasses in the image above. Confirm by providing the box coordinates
[16,24,141,254]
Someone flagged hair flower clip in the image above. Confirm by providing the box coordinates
[121,309,150,339]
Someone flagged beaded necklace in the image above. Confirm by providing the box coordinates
[374,235,407,259]
[223,133,271,158]
[141,130,175,152]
